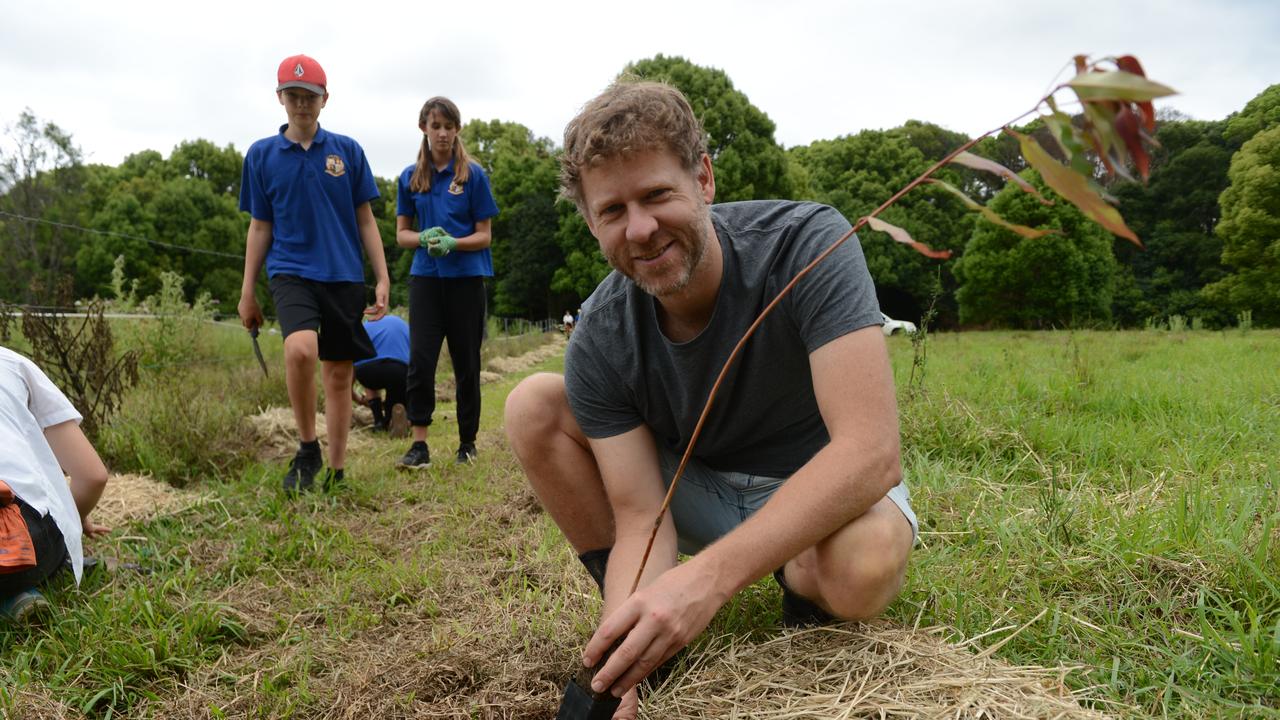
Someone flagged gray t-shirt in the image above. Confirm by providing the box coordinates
[565,200,882,477]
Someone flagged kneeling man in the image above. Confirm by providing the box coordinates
[505,81,916,718]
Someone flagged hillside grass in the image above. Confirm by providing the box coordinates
[1,328,1277,718]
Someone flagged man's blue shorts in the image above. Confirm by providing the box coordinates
[656,446,919,556]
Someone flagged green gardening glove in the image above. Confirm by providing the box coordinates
[419,226,457,257]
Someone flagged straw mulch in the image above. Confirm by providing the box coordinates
[89,473,206,527]
[243,407,377,461]
[431,335,565,402]
[639,623,1112,719]
[484,336,565,375]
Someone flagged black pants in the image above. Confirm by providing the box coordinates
[0,498,67,597]
[407,275,487,444]
[355,359,408,410]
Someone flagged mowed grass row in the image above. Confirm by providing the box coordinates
[1,328,1277,718]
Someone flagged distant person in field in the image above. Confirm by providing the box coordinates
[238,53,390,494]
[504,81,915,718]
[393,97,499,469]
[562,310,575,336]
[0,347,110,624]
[353,314,410,437]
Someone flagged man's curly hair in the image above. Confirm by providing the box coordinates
[560,80,709,211]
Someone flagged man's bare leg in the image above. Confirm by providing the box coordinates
[504,373,613,553]
[782,496,914,620]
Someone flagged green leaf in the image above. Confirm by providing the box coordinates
[1009,129,1142,247]
[1067,71,1177,103]
[949,152,1052,205]
[862,216,953,260]
[1043,99,1095,177]
[926,179,1057,239]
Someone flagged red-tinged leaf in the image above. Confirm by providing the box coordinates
[1115,56,1157,130]
[1081,101,1135,182]
[925,179,1058,239]
[1010,129,1143,247]
[1113,104,1150,180]
[1074,55,1089,74]
[1114,56,1147,77]
[949,152,1052,205]
[863,216,953,260]
[1068,71,1176,103]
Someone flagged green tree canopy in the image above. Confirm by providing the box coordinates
[788,126,971,324]
[955,170,1117,328]
[0,109,88,303]
[1224,84,1280,147]
[625,55,793,202]
[463,119,570,318]
[1203,124,1280,325]
[1108,118,1233,326]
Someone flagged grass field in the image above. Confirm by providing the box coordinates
[1,327,1276,718]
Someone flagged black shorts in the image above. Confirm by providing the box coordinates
[268,274,376,362]
[0,497,67,595]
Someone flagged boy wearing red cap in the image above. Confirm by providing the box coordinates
[238,54,391,493]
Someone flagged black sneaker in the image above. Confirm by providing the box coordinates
[283,449,323,493]
[397,442,431,470]
[322,468,345,492]
[774,568,836,628]
[455,442,478,464]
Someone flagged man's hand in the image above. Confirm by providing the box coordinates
[419,227,458,257]
[238,293,264,331]
[583,560,725,701]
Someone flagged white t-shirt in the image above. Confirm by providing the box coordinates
[0,347,85,583]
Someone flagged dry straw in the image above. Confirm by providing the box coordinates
[87,472,206,527]
[639,623,1114,719]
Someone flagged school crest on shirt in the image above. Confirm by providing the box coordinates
[448,180,464,195]
[325,155,346,177]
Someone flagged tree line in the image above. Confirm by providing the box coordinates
[2,55,1276,329]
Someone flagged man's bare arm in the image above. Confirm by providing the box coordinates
[685,324,902,598]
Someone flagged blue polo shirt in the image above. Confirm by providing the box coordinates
[240,125,379,283]
[396,159,499,278]
[355,314,410,367]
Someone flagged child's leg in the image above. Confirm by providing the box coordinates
[283,330,320,442]
[322,360,355,469]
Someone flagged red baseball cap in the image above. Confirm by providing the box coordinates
[276,54,327,95]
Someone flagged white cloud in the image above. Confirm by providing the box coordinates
[3,0,1277,179]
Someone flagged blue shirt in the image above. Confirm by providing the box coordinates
[396,159,499,278]
[240,125,380,283]
[355,314,410,367]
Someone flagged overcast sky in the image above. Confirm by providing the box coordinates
[3,0,1276,181]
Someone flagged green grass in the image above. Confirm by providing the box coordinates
[1,328,1277,718]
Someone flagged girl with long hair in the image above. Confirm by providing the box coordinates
[393,97,499,468]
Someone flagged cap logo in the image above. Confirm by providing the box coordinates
[294,63,305,78]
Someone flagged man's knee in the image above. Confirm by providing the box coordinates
[812,501,913,620]
[504,373,567,449]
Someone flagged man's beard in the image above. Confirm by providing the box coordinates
[610,209,710,297]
